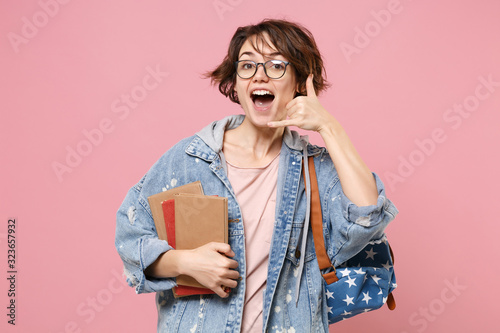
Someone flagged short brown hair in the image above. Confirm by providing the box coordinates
[205,19,329,104]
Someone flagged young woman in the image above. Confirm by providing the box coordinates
[115,19,398,332]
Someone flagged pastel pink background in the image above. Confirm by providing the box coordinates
[1,0,499,332]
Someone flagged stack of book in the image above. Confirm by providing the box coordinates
[148,181,228,297]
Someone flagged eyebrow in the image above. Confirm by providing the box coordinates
[238,51,282,59]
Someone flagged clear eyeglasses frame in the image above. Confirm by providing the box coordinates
[234,60,291,79]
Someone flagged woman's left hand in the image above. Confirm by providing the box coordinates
[268,74,335,133]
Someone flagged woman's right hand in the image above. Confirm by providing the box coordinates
[182,242,239,297]
[145,242,239,298]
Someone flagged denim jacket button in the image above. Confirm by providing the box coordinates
[295,249,301,259]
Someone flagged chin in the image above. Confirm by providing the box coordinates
[241,96,286,128]
[249,111,285,129]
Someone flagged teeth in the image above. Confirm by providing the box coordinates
[252,90,274,96]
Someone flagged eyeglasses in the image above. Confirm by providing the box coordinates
[234,60,291,79]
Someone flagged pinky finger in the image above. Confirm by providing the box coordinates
[211,285,229,298]
[268,119,295,128]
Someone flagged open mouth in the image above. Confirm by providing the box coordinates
[251,89,275,109]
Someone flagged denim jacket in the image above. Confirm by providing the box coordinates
[115,115,398,332]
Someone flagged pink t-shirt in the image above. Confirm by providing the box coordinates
[225,153,280,333]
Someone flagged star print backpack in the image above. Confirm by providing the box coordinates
[305,157,397,324]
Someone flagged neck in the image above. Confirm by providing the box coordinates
[224,116,284,161]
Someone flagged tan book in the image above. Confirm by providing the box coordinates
[147,181,203,241]
[173,193,228,288]
[161,198,214,297]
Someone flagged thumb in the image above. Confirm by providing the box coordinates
[211,242,235,257]
[306,74,316,97]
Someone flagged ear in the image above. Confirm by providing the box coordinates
[292,80,299,98]
[233,90,240,104]
[295,80,306,96]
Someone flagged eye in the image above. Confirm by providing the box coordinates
[241,61,255,70]
[269,60,285,70]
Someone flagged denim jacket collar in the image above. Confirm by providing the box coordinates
[187,114,315,162]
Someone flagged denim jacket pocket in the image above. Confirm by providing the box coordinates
[285,220,316,266]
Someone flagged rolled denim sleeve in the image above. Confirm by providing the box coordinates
[340,173,398,227]
[115,176,177,294]
[327,172,398,266]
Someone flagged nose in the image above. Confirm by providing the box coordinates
[252,63,269,81]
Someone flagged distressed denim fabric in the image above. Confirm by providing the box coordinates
[115,115,398,332]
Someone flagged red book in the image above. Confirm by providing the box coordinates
[161,199,214,297]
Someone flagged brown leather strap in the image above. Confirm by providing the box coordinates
[322,271,339,285]
[387,293,396,310]
[304,157,338,282]
[387,244,396,310]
